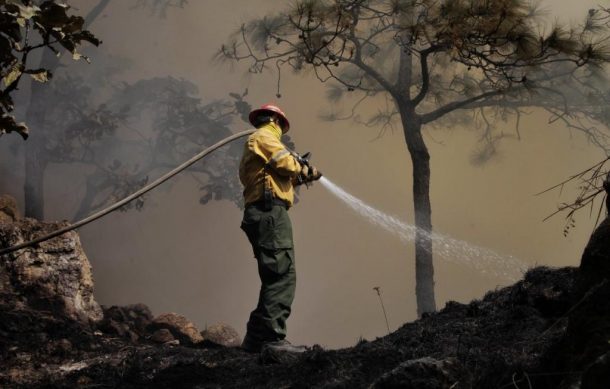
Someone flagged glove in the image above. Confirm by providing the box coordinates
[298,164,321,185]
[308,165,322,181]
[294,165,309,187]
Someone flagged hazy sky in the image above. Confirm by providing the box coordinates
[1,0,606,348]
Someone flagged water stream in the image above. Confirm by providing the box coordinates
[319,177,527,280]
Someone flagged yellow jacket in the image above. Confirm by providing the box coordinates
[239,123,302,207]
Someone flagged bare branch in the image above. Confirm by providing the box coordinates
[421,90,505,124]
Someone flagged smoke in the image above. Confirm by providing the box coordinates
[320,177,527,280]
[0,0,606,348]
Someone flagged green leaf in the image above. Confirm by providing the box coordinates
[3,66,21,87]
[7,1,40,20]
[17,5,40,20]
[28,69,50,83]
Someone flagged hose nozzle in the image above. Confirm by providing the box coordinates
[294,151,322,186]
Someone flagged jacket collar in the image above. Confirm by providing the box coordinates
[259,122,282,140]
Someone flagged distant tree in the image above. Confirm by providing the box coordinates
[18,0,186,219]
[221,0,610,315]
[7,60,253,220]
[0,0,99,139]
[2,0,280,223]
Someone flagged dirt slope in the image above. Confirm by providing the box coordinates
[1,214,609,388]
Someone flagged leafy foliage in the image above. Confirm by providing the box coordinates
[5,0,254,220]
[0,0,99,139]
[533,8,610,230]
[539,158,610,235]
[31,69,252,217]
[223,0,610,216]
[222,0,610,314]
[221,0,610,153]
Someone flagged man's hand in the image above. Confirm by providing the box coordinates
[307,165,322,181]
[297,164,322,186]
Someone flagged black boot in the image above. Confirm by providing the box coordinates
[241,335,263,353]
[261,339,308,353]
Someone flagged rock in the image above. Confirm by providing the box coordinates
[201,323,241,348]
[579,216,610,287]
[566,203,610,388]
[580,172,610,286]
[45,338,73,356]
[101,318,139,342]
[370,357,462,389]
[148,313,203,346]
[151,329,175,344]
[164,339,180,347]
[0,195,19,222]
[561,279,610,387]
[0,218,103,326]
[108,319,129,336]
[99,304,153,341]
[55,338,73,355]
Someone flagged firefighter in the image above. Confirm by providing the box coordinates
[239,103,321,353]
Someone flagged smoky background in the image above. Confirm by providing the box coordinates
[0,0,606,348]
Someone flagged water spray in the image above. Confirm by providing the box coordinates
[318,176,527,280]
[1,130,527,282]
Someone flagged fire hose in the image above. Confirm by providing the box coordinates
[0,129,257,257]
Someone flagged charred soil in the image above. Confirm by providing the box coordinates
[1,214,609,388]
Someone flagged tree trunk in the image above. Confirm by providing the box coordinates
[73,181,98,220]
[400,106,436,316]
[24,135,46,220]
[394,37,437,315]
[23,67,53,219]
[22,0,110,219]
[73,174,109,220]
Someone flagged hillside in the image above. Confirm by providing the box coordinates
[0,199,608,388]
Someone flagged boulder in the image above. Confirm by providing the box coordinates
[151,328,175,344]
[0,218,103,326]
[201,323,241,347]
[0,195,19,222]
[580,172,610,286]
[148,312,203,346]
[99,304,153,341]
[562,278,610,386]
[579,216,610,287]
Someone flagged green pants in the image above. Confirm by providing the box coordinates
[241,203,296,344]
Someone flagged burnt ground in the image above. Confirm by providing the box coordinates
[1,205,609,388]
[1,266,609,389]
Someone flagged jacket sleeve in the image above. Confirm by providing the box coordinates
[250,133,302,178]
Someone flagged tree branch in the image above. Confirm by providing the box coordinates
[420,90,505,124]
[343,31,396,96]
[84,0,111,29]
[412,45,445,106]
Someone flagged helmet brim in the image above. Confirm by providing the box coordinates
[249,108,290,132]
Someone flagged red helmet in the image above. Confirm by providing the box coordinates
[249,103,290,132]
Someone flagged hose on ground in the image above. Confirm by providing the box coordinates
[0,129,256,257]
